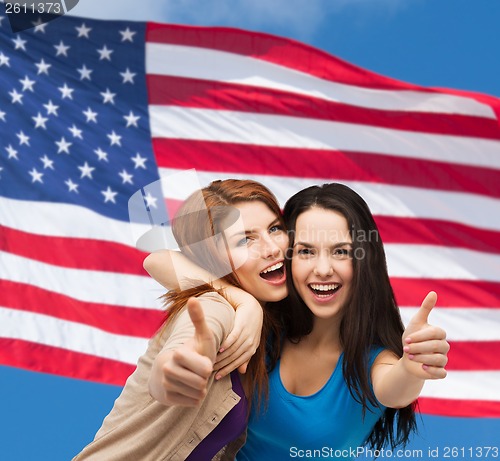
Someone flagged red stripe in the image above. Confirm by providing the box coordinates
[153,138,500,200]
[447,342,500,371]
[0,339,134,386]
[147,75,500,140]
[0,225,146,275]
[391,278,500,308]
[1,280,164,337]
[417,397,500,417]
[376,216,500,254]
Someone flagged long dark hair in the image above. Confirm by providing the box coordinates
[275,183,417,449]
[163,179,283,405]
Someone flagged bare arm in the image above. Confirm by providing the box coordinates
[372,292,449,408]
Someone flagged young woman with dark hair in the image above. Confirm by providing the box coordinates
[72,179,288,461]
[148,182,449,460]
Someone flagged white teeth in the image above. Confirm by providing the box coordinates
[309,283,339,291]
[261,262,283,274]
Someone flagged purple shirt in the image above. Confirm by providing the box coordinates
[186,372,247,460]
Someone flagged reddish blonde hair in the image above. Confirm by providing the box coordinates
[162,179,284,404]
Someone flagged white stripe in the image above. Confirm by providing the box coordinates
[146,43,496,119]
[0,307,148,364]
[149,106,500,170]
[0,196,151,245]
[385,244,500,282]
[420,371,500,401]
[399,308,500,341]
[0,251,164,309]
[159,168,500,232]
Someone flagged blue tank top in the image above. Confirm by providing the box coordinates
[237,348,385,460]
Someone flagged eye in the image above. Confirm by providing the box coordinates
[296,247,313,256]
[333,247,352,259]
[269,224,283,234]
[236,236,251,247]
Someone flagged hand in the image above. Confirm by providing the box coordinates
[160,297,216,406]
[214,290,263,379]
[402,291,450,380]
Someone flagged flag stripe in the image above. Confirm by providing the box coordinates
[0,225,146,275]
[417,398,500,418]
[0,339,134,386]
[1,280,163,337]
[2,251,162,309]
[153,138,500,200]
[158,168,500,233]
[150,106,500,170]
[147,75,500,140]
[391,278,500,309]
[145,29,497,119]
[0,307,149,364]
[444,342,500,371]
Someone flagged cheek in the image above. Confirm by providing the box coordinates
[229,247,250,270]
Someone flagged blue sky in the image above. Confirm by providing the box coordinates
[2,1,500,460]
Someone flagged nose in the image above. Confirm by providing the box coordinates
[313,253,334,277]
[261,234,281,259]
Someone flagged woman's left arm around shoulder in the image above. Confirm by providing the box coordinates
[371,291,450,409]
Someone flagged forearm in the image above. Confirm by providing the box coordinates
[374,358,425,409]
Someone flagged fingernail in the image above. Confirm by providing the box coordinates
[408,354,415,360]
[215,374,222,380]
[422,364,429,371]
[405,337,412,344]
[403,346,410,353]
[219,348,224,353]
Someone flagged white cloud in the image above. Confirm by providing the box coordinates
[67,0,168,22]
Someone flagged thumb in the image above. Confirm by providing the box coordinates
[409,291,437,326]
[187,297,215,360]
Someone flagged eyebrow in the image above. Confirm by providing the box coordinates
[226,218,281,240]
[293,241,352,248]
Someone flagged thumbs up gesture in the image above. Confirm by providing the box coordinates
[155,297,217,407]
[402,292,450,380]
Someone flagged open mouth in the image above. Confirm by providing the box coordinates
[308,283,341,297]
[259,261,285,282]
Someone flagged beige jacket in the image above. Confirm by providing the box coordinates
[72,292,246,461]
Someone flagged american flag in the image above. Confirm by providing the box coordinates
[1,11,499,418]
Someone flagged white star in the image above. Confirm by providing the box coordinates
[58,83,74,99]
[100,88,116,104]
[107,130,122,146]
[131,153,147,169]
[12,36,27,51]
[9,89,23,104]
[65,178,79,193]
[124,111,140,128]
[143,192,158,209]
[68,124,83,139]
[76,23,91,38]
[55,137,72,154]
[118,169,133,184]
[0,52,11,67]
[32,17,48,33]
[94,147,108,162]
[32,112,48,129]
[44,100,59,116]
[119,27,136,42]
[20,75,36,92]
[35,58,51,75]
[77,64,92,81]
[83,107,98,123]
[29,168,44,184]
[101,186,118,204]
[40,155,54,169]
[78,161,95,179]
[0,110,6,122]
[54,40,70,57]
[16,130,30,146]
[120,68,136,84]
[97,45,113,61]
[6,145,19,160]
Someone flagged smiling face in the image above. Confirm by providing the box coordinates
[219,201,288,304]
[291,207,353,321]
